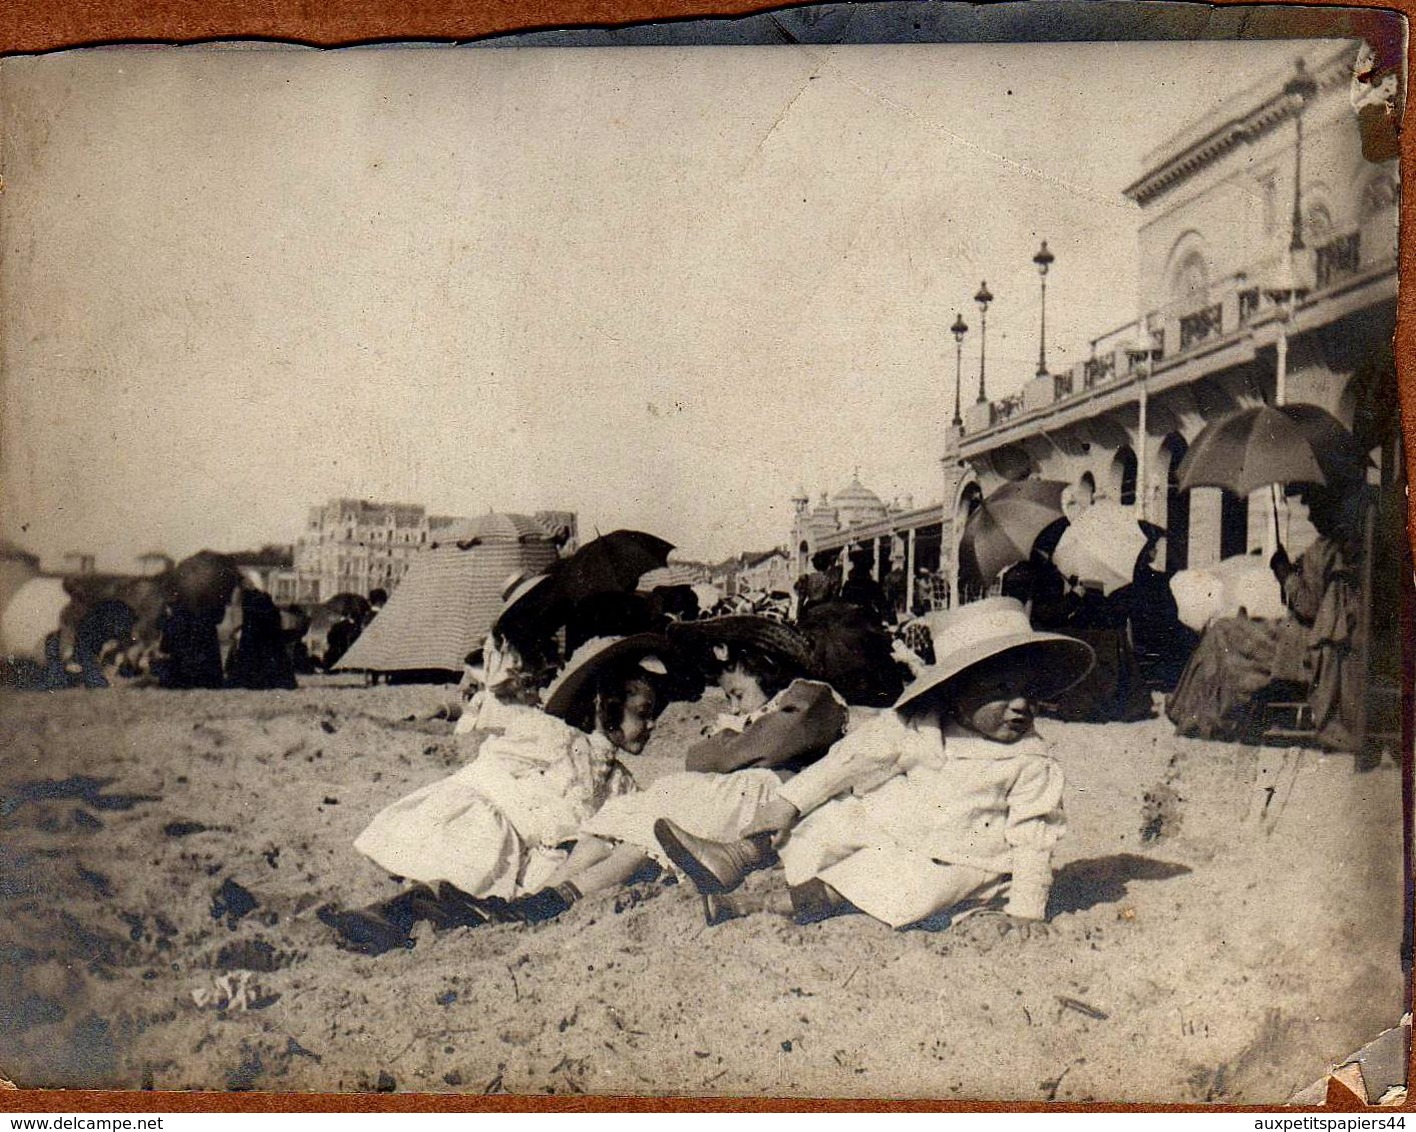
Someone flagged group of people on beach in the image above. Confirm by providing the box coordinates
[320,577,1096,955]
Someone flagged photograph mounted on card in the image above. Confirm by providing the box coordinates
[0,1,1406,1104]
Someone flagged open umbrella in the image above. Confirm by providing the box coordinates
[1177,403,1368,551]
[1053,501,1149,595]
[958,480,1069,587]
[1177,404,1367,497]
[553,530,675,605]
[169,551,242,615]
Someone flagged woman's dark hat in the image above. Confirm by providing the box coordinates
[668,615,814,675]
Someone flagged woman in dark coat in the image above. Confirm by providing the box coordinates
[226,589,298,690]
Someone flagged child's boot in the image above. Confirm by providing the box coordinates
[500,882,582,924]
[654,818,777,895]
[702,888,793,926]
[788,879,857,925]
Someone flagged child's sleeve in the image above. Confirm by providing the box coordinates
[1003,756,1067,920]
[684,682,848,773]
[776,711,916,816]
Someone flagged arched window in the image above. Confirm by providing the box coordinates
[1304,202,1333,245]
[1111,446,1138,506]
[1361,172,1399,218]
[1078,472,1096,507]
[1171,250,1209,307]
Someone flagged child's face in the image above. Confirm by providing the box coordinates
[951,669,1035,743]
[718,665,770,716]
[606,683,658,755]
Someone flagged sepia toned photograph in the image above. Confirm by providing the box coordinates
[0,3,1408,1105]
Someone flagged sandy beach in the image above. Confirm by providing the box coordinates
[0,679,1406,1103]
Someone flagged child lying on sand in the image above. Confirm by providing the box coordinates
[655,598,1094,931]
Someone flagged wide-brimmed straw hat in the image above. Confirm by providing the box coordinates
[541,632,670,720]
[668,615,814,675]
[895,597,1093,712]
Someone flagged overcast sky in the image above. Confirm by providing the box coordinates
[0,38,1332,569]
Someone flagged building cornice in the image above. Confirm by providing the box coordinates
[1123,50,1352,207]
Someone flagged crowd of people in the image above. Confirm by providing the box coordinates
[1,558,384,693]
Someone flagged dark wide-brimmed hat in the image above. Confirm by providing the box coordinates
[668,615,814,675]
[895,597,1094,712]
[541,632,670,721]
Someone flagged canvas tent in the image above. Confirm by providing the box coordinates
[334,513,557,675]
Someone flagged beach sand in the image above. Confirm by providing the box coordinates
[0,680,1406,1102]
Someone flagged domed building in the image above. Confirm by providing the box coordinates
[830,473,890,530]
[791,472,907,577]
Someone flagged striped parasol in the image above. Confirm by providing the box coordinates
[335,533,557,674]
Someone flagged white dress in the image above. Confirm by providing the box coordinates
[354,708,637,898]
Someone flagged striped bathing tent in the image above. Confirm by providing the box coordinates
[335,513,558,675]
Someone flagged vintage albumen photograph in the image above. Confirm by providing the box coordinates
[0,15,1407,1103]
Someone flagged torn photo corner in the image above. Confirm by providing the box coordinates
[0,0,1408,1104]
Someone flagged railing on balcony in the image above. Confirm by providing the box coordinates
[959,206,1396,442]
[1315,231,1361,289]
[1178,303,1223,352]
[1083,353,1115,390]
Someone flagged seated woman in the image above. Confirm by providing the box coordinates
[318,633,671,954]
[656,598,1094,931]
[481,616,851,923]
[1166,483,1367,752]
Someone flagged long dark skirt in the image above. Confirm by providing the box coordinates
[1165,615,1311,744]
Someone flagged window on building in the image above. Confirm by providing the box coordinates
[1112,446,1138,507]
[1171,250,1209,309]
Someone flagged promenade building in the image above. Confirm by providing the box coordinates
[942,45,1398,590]
[786,44,1401,648]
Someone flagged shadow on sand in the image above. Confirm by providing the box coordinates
[1048,853,1192,916]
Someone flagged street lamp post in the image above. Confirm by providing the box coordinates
[974,282,993,404]
[1126,322,1157,521]
[1033,240,1055,377]
[1259,60,1318,551]
[1285,58,1318,255]
[950,312,969,426]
